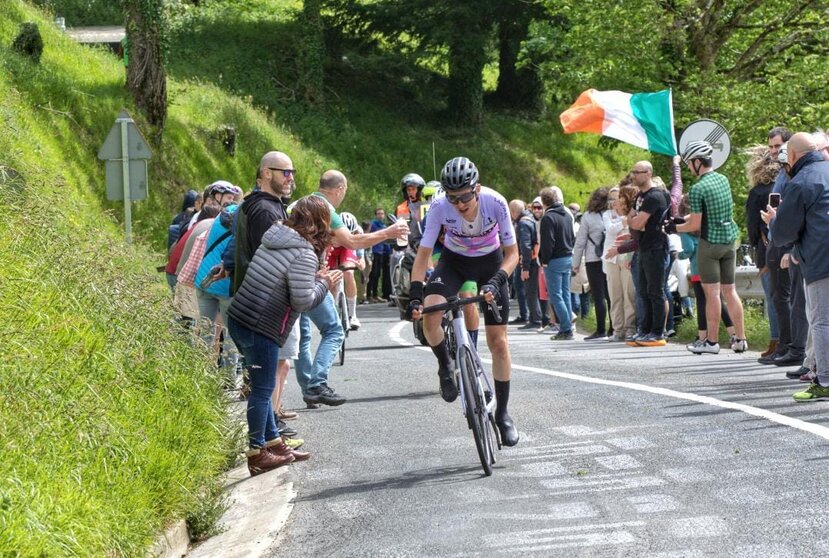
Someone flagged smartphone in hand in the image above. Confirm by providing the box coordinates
[768,193,781,209]
[199,265,223,289]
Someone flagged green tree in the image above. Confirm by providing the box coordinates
[538,0,829,144]
[326,0,500,125]
[298,0,325,104]
[493,0,546,115]
[122,0,168,141]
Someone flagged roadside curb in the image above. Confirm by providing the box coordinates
[151,519,190,558]
[187,465,296,557]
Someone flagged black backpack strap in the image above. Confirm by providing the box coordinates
[203,230,232,259]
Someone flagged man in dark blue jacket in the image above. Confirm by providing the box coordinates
[509,200,542,327]
[769,132,829,401]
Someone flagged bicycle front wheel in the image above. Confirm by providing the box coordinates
[459,346,495,476]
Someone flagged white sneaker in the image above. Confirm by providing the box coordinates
[731,338,748,353]
[689,340,720,354]
[349,316,361,331]
[686,339,705,352]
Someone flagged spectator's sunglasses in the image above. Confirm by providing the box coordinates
[268,167,296,178]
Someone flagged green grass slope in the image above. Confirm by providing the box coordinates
[0,3,241,555]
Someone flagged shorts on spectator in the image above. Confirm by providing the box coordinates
[327,246,360,270]
[280,321,300,360]
[698,238,736,284]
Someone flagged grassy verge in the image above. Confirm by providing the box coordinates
[0,2,244,554]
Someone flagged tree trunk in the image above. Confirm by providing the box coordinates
[298,0,325,104]
[447,7,490,127]
[494,3,545,115]
[123,0,167,141]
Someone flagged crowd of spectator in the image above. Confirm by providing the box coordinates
[506,126,829,402]
[162,126,829,477]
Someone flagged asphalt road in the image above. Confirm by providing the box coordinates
[269,302,829,557]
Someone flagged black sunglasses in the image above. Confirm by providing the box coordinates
[531,205,543,209]
[268,167,296,178]
[446,191,477,205]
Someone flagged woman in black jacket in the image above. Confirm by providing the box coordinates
[745,146,780,356]
[228,196,342,476]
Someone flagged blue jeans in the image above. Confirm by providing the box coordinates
[295,292,344,393]
[760,271,780,340]
[228,317,279,448]
[513,267,528,320]
[544,256,573,333]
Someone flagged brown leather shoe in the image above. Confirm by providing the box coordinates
[246,447,294,476]
[264,438,311,462]
[760,340,778,358]
[277,406,298,421]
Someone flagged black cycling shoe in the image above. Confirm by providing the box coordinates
[438,367,458,402]
[496,415,519,447]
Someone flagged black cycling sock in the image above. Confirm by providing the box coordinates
[431,339,453,372]
[467,329,478,349]
[494,379,510,421]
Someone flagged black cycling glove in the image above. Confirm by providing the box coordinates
[405,281,424,320]
[481,269,509,296]
[663,216,686,234]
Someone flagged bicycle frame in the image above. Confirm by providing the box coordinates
[444,301,496,423]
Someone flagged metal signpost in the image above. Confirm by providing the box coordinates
[97,109,152,244]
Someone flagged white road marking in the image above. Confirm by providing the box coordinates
[388,321,829,441]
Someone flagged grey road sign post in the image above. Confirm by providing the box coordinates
[97,109,152,244]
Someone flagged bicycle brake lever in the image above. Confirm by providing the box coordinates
[488,299,501,322]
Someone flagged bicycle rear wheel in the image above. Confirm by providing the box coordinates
[459,345,495,476]
[337,292,348,366]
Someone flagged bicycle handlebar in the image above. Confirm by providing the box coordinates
[421,295,502,322]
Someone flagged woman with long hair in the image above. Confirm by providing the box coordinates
[227,196,343,476]
[572,187,612,340]
[745,146,781,358]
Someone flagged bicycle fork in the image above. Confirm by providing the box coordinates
[450,317,495,419]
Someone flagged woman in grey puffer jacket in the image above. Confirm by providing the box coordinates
[228,196,342,476]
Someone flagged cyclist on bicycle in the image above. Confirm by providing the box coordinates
[407,157,520,446]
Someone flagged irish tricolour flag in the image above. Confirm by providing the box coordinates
[560,89,678,156]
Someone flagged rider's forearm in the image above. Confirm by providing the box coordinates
[500,245,519,275]
[410,248,432,286]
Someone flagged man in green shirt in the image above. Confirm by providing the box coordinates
[295,171,408,407]
[676,141,747,354]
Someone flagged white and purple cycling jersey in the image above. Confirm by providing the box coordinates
[420,186,516,257]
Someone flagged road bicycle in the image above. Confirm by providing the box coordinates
[332,262,365,366]
[422,295,502,476]
[334,275,350,367]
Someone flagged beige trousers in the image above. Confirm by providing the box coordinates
[605,260,636,336]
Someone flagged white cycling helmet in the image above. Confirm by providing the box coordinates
[681,140,714,163]
[777,142,788,165]
[340,211,360,233]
